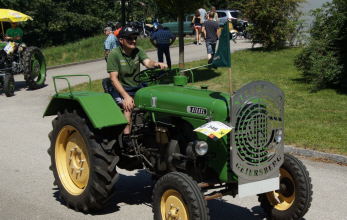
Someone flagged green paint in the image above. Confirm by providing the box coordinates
[33,54,46,85]
[135,84,230,121]
[44,91,127,129]
[173,75,188,86]
[134,84,234,181]
[180,117,231,182]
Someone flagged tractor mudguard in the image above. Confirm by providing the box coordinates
[44,91,127,129]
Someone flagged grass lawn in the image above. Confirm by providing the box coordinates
[64,48,347,155]
[43,35,193,67]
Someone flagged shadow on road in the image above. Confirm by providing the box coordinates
[0,81,26,96]
[208,199,265,220]
[0,80,48,97]
[99,170,154,214]
[52,169,292,219]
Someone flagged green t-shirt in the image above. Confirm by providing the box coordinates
[6,27,23,43]
[107,47,149,87]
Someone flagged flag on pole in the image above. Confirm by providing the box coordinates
[211,21,231,68]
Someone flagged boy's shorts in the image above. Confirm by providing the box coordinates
[102,78,145,105]
[206,41,217,55]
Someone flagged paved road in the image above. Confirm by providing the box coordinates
[1,41,347,219]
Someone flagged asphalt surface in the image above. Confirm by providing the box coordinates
[1,40,347,219]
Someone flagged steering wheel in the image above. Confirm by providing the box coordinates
[133,68,169,83]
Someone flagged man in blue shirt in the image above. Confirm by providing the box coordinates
[150,25,176,69]
[104,26,119,61]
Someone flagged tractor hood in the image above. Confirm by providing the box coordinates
[135,85,230,122]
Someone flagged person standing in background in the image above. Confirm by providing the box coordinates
[202,12,220,63]
[211,6,219,23]
[104,26,119,61]
[150,25,176,69]
[198,8,207,23]
[192,10,203,45]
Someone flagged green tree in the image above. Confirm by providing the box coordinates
[295,0,347,90]
[114,0,158,23]
[154,0,207,68]
[210,0,248,12]
[243,0,305,49]
[0,0,118,47]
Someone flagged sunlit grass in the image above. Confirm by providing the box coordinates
[63,48,347,155]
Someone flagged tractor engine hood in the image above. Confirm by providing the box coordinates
[134,85,230,122]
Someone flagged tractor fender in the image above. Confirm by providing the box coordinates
[43,91,127,129]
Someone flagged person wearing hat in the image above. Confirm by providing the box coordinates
[104,26,119,61]
[106,26,167,137]
[5,22,23,43]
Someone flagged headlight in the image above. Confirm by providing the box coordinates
[194,141,208,156]
[275,129,283,143]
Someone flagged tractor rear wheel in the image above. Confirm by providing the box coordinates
[4,74,15,97]
[152,172,209,220]
[22,46,46,89]
[48,109,119,212]
[258,153,313,220]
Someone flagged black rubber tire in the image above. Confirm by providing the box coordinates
[4,74,15,97]
[22,46,46,89]
[152,172,209,220]
[47,109,119,212]
[258,153,313,220]
[0,50,7,69]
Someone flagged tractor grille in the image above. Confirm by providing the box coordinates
[235,103,276,166]
[230,81,284,181]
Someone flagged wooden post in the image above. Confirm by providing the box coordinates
[228,68,232,94]
[1,22,4,37]
[178,13,184,69]
[121,0,126,26]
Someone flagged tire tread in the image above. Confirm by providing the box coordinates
[47,109,120,212]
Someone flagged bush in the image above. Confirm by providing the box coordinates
[0,0,117,47]
[295,0,347,90]
[243,0,305,50]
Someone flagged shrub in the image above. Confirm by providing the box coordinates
[243,0,305,50]
[295,0,347,90]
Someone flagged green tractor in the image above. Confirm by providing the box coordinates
[44,70,312,220]
[0,41,46,96]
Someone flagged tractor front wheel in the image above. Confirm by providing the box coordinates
[48,109,119,212]
[258,153,313,220]
[22,46,46,89]
[152,172,209,220]
[4,74,15,97]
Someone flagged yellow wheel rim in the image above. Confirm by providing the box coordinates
[266,168,295,211]
[55,125,90,195]
[160,189,189,220]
